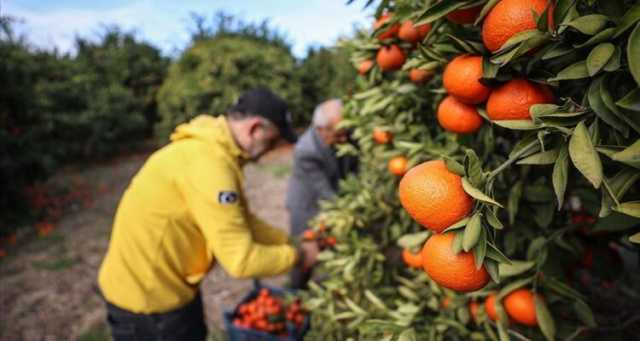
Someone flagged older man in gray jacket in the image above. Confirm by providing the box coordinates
[286,99,357,288]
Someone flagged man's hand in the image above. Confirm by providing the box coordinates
[298,240,319,271]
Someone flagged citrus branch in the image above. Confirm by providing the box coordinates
[488,140,539,180]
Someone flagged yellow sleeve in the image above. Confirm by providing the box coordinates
[248,213,290,245]
[177,151,298,278]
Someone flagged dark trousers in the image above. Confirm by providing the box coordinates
[105,293,207,341]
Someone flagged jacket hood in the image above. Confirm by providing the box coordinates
[170,115,249,161]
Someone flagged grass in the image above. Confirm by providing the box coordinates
[77,324,110,341]
[32,255,77,271]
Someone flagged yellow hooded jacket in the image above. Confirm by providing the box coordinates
[98,115,298,314]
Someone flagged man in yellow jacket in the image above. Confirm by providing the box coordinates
[98,88,318,340]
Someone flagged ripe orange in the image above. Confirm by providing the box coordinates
[374,13,400,40]
[302,229,316,241]
[469,300,479,322]
[376,45,406,71]
[388,156,409,176]
[437,96,484,134]
[482,0,555,52]
[504,289,538,326]
[409,69,433,84]
[402,248,423,268]
[398,20,431,44]
[358,59,374,75]
[447,5,483,24]
[373,127,392,144]
[443,55,491,104]
[421,233,489,292]
[486,78,555,120]
[399,160,473,232]
[484,292,500,322]
[441,296,452,309]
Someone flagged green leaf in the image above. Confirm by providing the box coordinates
[613,5,640,38]
[517,148,559,165]
[593,212,640,232]
[630,232,640,244]
[629,22,640,87]
[543,276,586,301]
[535,296,556,341]
[474,227,487,270]
[485,259,500,284]
[588,77,629,134]
[365,290,389,311]
[599,168,640,217]
[574,300,597,327]
[398,328,417,341]
[415,0,468,25]
[445,158,466,176]
[497,278,533,300]
[552,146,569,208]
[603,46,622,72]
[486,243,512,264]
[463,212,482,252]
[548,60,589,81]
[462,178,503,207]
[397,231,431,249]
[563,15,610,35]
[574,28,615,49]
[494,30,541,54]
[483,55,500,79]
[611,140,640,169]
[614,201,640,218]
[569,121,603,188]
[452,231,464,254]
[485,207,504,230]
[475,0,501,25]
[554,0,578,26]
[616,88,640,111]
[465,149,485,186]
[542,44,574,60]
[587,43,615,76]
[443,216,470,233]
[492,120,540,130]
[600,78,640,134]
[498,260,535,278]
[508,181,523,225]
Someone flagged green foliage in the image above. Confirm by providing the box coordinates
[0,18,167,235]
[305,0,640,340]
[295,46,358,123]
[155,35,301,139]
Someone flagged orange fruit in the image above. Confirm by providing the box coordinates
[399,160,473,232]
[398,20,431,44]
[376,45,406,71]
[443,55,491,104]
[484,292,500,322]
[504,289,539,326]
[482,0,555,52]
[373,127,392,144]
[469,300,479,322]
[447,5,483,24]
[402,248,423,268]
[388,156,409,176]
[409,69,434,84]
[437,96,484,134]
[358,59,374,75]
[441,297,452,309]
[421,233,489,292]
[374,13,400,40]
[486,78,555,120]
[302,229,316,241]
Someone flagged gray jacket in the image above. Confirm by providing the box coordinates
[286,128,340,234]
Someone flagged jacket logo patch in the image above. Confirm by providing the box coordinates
[218,191,238,204]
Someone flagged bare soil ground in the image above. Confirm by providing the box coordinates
[0,145,294,341]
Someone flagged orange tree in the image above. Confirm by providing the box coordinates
[302,0,640,340]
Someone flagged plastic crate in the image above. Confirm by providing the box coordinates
[223,280,310,341]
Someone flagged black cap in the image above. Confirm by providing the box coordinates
[228,88,297,143]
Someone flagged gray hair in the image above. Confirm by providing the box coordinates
[312,99,343,128]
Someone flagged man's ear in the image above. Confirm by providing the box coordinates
[247,117,262,136]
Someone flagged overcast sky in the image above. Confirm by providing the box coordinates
[2,0,373,58]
